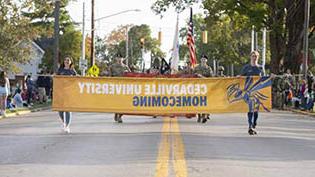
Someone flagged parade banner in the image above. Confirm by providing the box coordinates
[52,76,272,114]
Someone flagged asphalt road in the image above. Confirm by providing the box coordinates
[0,110,315,177]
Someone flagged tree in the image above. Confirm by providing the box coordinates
[23,0,72,37]
[152,0,315,74]
[104,24,165,66]
[23,0,82,73]
[95,36,108,62]
[0,0,36,72]
[178,14,253,74]
[284,0,315,73]
[152,0,199,16]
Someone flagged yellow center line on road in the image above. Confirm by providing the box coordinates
[171,118,188,177]
[154,118,171,177]
[154,118,188,177]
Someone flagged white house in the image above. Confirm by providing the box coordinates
[8,41,45,80]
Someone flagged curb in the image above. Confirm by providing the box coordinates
[0,106,51,120]
[284,108,315,117]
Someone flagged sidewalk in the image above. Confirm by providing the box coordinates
[283,107,315,117]
[0,102,51,120]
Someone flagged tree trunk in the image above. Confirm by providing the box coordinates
[269,31,285,74]
[284,0,305,74]
[268,0,286,74]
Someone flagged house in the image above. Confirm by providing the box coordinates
[8,41,45,80]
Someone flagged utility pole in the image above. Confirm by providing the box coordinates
[53,0,60,73]
[90,0,95,67]
[303,0,310,79]
[81,2,86,75]
[262,28,266,76]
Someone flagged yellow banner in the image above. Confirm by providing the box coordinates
[52,76,272,114]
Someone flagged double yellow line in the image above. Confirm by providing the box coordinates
[155,118,187,177]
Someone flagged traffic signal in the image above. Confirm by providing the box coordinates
[202,30,208,44]
[85,35,92,49]
[140,38,145,49]
[158,31,162,44]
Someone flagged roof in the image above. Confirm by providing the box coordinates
[31,41,45,55]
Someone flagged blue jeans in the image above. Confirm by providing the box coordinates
[59,111,72,127]
[247,112,258,128]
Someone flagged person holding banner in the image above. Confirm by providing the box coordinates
[57,56,77,133]
[109,55,131,123]
[193,55,213,123]
[240,51,262,135]
[109,56,131,77]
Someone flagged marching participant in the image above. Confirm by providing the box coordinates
[240,51,262,135]
[193,55,213,123]
[57,56,77,133]
[109,55,131,123]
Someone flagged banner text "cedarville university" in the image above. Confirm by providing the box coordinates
[78,82,208,107]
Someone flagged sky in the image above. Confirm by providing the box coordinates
[66,0,203,58]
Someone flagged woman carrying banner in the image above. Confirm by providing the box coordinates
[0,71,10,117]
[57,56,77,133]
[240,51,262,135]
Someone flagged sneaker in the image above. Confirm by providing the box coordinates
[64,126,70,133]
[202,118,208,123]
[114,114,118,121]
[252,123,257,129]
[117,117,123,123]
[197,115,202,123]
[248,128,254,135]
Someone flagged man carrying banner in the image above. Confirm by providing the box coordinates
[109,55,131,77]
[194,55,213,78]
[109,55,131,123]
[193,55,213,123]
[240,50,263,135]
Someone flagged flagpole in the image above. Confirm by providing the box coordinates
[171,13,179,74]
[187,7,197,68]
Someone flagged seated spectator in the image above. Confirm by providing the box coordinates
[292,97,300,109]
[13,89,23,108]
[6,95,15,110]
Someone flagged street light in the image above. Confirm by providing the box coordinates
[90,9,141,67]
[95,9,141,22]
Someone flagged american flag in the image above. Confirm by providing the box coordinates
[187,7,197,68]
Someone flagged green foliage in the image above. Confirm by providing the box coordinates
[151,0,199,15]
[24,0,82,73]
[95,36,108,62]
[0,0,36,72]
[59,25,82,67]
[152,0,279,73]
[23,0,72,37]
[178,14,252,72]
[103,24,165,67]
